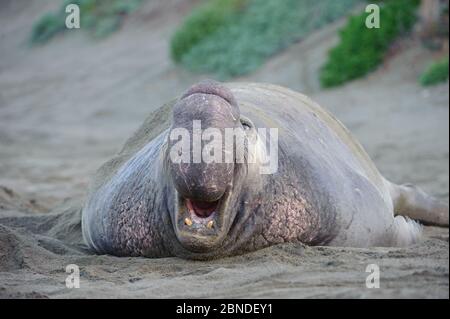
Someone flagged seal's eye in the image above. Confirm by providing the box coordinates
[240,117,253,131]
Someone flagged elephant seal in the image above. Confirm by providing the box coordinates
[82,81,449,259]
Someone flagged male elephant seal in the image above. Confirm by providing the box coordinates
[82,81,449,259]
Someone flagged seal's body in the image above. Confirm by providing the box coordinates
[82,81,448,259]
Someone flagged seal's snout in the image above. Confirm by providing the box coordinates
[176,80,240,123]
[171,161,231,203]
[169,80,239,206]
[167,80,242,253]
[181,79,239,111]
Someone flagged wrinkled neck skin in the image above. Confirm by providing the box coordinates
[86,128,332,260]
[166,142,332,260]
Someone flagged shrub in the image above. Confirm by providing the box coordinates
[419,56,449,86]
[30,13,66,44]
[170,0,248,62]
[171,0,360,79]
[320,0,420,88]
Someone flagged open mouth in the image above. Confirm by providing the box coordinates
[186,198,219,219]
[173,189,233,252]
[182,196,222,230]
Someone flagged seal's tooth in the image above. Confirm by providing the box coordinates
[184,218,193,226]
[207,220,214,229]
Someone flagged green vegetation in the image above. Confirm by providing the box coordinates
[171,0,249,63]
[320,0,420,88]
[30,0,142,44]
[419,56,449,86]
[171,0,360,79]
[31,12,66,44]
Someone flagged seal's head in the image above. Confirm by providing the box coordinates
[166,80,260,254]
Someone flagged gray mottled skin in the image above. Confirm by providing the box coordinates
[82,81,449,260]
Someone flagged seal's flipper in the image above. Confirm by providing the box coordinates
[392,216,422,246]
[389,182,449,227]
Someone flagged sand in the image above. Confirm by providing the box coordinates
[0,0,448,298]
